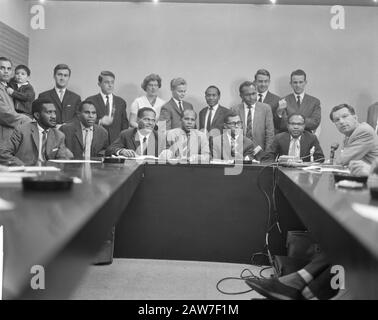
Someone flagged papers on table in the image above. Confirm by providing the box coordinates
[0,198,14,211]
[3,166,61,172]
[210,159,234,165]
[111,155,159,161]
[48,160,102,164]
[302,165,350,174]
[352,203,378,223]
[0,172,37,183]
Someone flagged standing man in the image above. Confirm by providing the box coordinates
[38,64,81,125]
[199,85,229,134]
[231,81,274,151]
[0,57,31,142]
[0,98,73,166]
[159,77,194,130]
[367,101,378,133]
[60,100,109,159]
[276,69,321,133]
[330,103,378,165]
[86,71,129,144]
[254,69,281,133]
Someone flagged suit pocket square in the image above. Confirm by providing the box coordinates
[52,148,59,152]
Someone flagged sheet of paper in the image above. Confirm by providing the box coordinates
[48,160,102,164]
[352,203,378,223]
[0,198,14,211]
[0,172,37,183]
[1,225,3,300]
[302,165,350,174]
[3,166,61,172]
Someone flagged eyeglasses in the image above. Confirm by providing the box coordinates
[226,121,243,126]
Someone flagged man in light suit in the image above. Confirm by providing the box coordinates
[38,64,81,125]
[86,71,129,144]
[0,57,31,142]
[199,86,229,135]
[262,114,324,163]
[276,69,321,133]
[330,103,378,166]
[231,81,274,151]
[254,69,281,133]
[212,112,264,161]
[60,100,109,159]
[161,109,210,163]
[159,77,194,130]
[106,108,163,157]
[367,101,378,133]
[0,98,73,166]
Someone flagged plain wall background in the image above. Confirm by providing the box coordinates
[0,0,30,37]
[26,1,378,154]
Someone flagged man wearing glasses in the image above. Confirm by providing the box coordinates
[212,112,264,161]
[262,113,324,163]
[106,107,162,157]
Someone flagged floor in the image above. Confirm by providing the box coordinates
[68,258,272,300]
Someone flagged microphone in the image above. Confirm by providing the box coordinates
[329,142,339,165]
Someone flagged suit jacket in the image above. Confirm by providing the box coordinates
[263,91,281,133]
[0,121,73,166]
[59,117,109,159]
[86,93,129,144]
[231,102,274,151]
[337,122,378,166]
[277,93,321,133]
[9,80,35,117]
[212,131,263,161]
[105,128,163,157]
[367,102,378,131]
[199,105,229,134]
[262,131,324,163]
[38,88,81,124]
[165,128,210,159]
[0,83,31,142]
[158,98,194,130]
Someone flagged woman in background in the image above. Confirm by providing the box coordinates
[129,73,165,128]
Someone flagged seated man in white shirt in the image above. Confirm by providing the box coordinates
[212,112,264,162]
[106,107,162,157]
[160,109,210,163]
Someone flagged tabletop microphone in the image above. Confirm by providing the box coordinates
[329,142,339,165]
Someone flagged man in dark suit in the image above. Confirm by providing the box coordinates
[231,81,274,151]
[367,101,378,133]
[0,98,73,166]
[38,64,81,125]
[60,100,109,159]
[86,71,129,144]
[106,107,163,157]
[159,77,194,131]
[254,69,281,133]
[199,85,229,135]
[262,113,324,163]
[276,69,321,133]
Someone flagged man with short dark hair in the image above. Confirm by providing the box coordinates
[60,100,109,159]
[159,77,194,130]
[0,57,31,142]
[106,107,162,157]
[330,103,378,165]
[254,69,281,132]
[231,81,274,151]
[38,63,81,124]
[276,69,321,133]
[86,71,129,144]
[263,113,324,163]
[0,98,73,165]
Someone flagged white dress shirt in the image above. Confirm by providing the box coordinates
[37,123,49,162]
[258,91,268,103]
[100,92,114,116]
[244,102,256,133]
[288,135,302,159]
[137,130,152,155]
[81,123,94,159]
[294,92,305,105]
[55,87,66,102]
[204,104,219,131]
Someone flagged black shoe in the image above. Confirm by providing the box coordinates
[245,278,305,300]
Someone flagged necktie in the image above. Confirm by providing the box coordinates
[105,95,110,116]
[246,106,253,139]
[206,106,213,132]
[230,131,236,158]
[142,136,148,155]
[83,128,91,160]
[289,138,299,159]
[178,101,184,113]
[296,95,301,107]
[258,94,263,103]
[41,130,48,161]
[59,89,64,102]
[186,132,191,158]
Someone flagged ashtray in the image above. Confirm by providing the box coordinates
[333,173,368,184]
[22,176,73,191]
[103,157,125,163]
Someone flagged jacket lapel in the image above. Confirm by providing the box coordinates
[46,129,57,157]
[50,89,62,110]
[74,120,84,150]
[31,123,39,151]
[252,104,261,138]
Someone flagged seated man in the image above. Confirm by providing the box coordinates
[106,107,162,157]
[0,98,73,166]
[330,104,378,166]
[161,109,210,163]
[349,159,378,176]
[60,100,109,159]
[262,113,324,163]
[212,112,264,161]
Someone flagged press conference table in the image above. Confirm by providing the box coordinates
[0,161,377,299]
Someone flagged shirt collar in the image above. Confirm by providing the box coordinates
[244,102,256,109]
[137,130,152,141]
[257,90,268,101]
[37,123,49,133]
[172,98,182,106]
[80,122,93,131]
[55,87,66,94]
[100,92,113,100]
[208,104,219,111]
[18,82,29,88]
[293,92,305,101]
[290,135,302,141]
